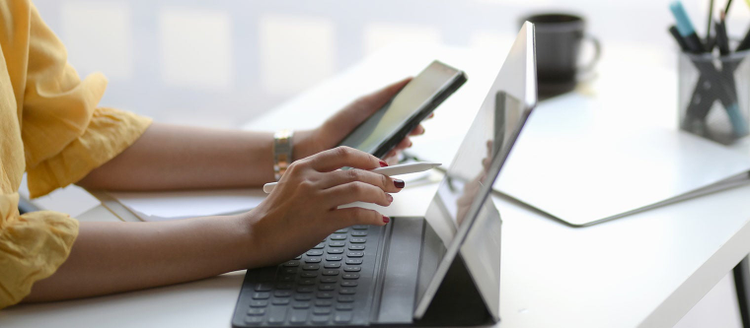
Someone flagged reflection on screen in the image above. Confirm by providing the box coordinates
[424,90,526,247]
[339,61,460,155]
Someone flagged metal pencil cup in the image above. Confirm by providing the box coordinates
[678,50,750,144]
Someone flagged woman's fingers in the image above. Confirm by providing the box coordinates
[321,181,393,208]
[329,208,388,229]
[409,124,425,136]
[393,137,412,151]
[319,169,403,193]
[308,146,384,172]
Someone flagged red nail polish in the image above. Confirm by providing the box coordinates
[379,160,388,167]
[382,215,390,223]
[394,179,405,188]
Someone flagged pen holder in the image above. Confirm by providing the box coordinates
[678,50,750,144]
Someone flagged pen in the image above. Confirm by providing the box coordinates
[707,0,715,50]
[262,162,442,194]
[736,24,750,51]
[670,1,707,53]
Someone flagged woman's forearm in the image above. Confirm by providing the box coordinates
[24,214,256,302]
[77,123,277,191]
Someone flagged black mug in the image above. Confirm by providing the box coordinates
[522,13,601,97]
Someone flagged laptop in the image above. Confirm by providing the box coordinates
[232,22,537,327]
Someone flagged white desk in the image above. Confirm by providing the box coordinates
[3,45,750,328]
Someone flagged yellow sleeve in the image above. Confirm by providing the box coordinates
[0,193,78,309]
[0,0,149,309]
[19,3,152,198]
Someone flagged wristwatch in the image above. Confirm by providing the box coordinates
[273,129,294,181]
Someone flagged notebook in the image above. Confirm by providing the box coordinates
[492,94,750,227]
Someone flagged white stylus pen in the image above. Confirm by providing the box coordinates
[262,162,442,194]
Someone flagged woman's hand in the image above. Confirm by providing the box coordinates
[294,78,429,165]
[244,146,405,267]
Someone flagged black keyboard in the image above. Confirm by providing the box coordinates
[232,225,383,327]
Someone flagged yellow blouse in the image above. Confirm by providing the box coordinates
[0,0,152,308]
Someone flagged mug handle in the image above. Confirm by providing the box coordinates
[578,34,601,73]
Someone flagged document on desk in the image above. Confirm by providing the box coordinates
[107,189,267,221]
[494,94,750,227]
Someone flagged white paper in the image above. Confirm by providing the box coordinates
[108,189,267,220]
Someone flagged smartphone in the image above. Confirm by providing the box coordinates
[338,60,467,158]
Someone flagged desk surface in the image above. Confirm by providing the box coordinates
[4,45,750,328]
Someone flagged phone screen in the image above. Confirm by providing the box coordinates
[338,61,463,156]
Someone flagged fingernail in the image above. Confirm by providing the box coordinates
[394,179,405,188]
[386,194,393,203]
[379,160,388,167]
[383,215,390,223]
[409,141,413,147]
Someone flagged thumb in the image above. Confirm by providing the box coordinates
[357,77,412,112]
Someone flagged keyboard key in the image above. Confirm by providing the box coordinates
[297,286,315,293]
[244,316,264,325]
[315,300,333,307]
[320,277,338,283]
[344,266,361,272]
[350,238,366,244]
[306,250,324,256]
[328,241,346,247]
[311,315,330,324]
[330,234,347,241]
[345,258,363,265]
[276,283,293,290]
[290,309,308,323]
[283,260,300,267]
[341,281,358,287]
[313,243,325,249]
[324,262,341,268]
[298,278,315,286]
[327,255,343,261]
[318,284,335,291]
[317,292,334,299]
[305,258,322,263]
[339,288,357,295]
[295,294,313,301]
[252,292,271,299]
[274,290,292,297]
[282,268,297,275]
[338,296,355,303]
[250,300,269,307]
[294,255,302,260]
[272,298,290,305]
[266,306,287,325]
[255,283,273,291]
[247,308,266,316]
[342,273,360,280]
[293,301,311,309]
[327,248,344,254]
[279,275,295,282]
[334,228,349,234]
[302,264,320,271]
[351,231,368,237]
[352,225,368,230]
[348,245,365,251]
[322,270,339,276]
[334,312,353,323]
[336,303,354,311]
[347,252,364,258]
[301,272,318,278]
[313,307,331,315]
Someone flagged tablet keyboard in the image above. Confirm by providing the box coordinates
[232,225,383,327]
